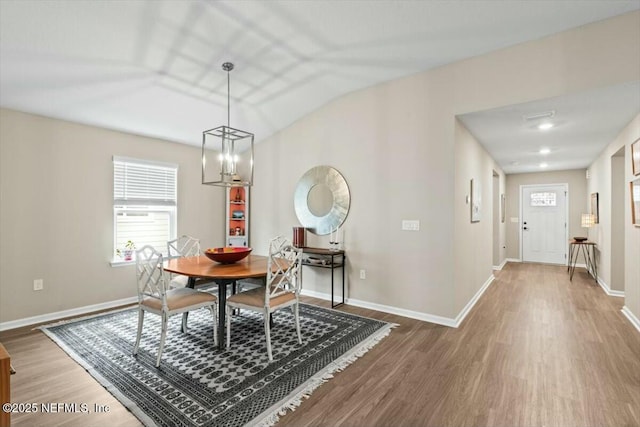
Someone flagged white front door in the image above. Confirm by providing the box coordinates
[521,184,568,264]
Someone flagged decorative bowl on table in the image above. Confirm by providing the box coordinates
[573,237,588,242]
[204,247,252,264]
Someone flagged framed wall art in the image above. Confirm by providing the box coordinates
[471,178,481,223]
[632,138,640,176]
[631,178,640,227]
[590,192,599,224]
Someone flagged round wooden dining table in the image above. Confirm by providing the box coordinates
[164,254,269,350]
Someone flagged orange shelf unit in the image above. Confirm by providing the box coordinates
[226,187,249,247]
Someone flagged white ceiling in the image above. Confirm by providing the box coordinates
[458,81,640,174]
[1,0,639,174]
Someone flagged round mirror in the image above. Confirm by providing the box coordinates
[294,166,350,235]
[307,184,334,217]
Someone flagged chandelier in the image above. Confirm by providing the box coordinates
[202,62,254,187]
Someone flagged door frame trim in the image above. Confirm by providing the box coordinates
[519,183,569,264]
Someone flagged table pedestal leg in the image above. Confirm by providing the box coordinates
[216,279,233,351]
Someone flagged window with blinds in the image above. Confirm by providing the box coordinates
[113,156,177,260]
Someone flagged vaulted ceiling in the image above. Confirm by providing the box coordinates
[1,1,638,173]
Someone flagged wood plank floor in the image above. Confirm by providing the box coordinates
[1,262,639,426]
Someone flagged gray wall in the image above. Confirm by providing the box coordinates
[251,12,640,320]
[588,115,640,307]
[454,119,505,314]
[611,154,625,291]
[0,109,224,323]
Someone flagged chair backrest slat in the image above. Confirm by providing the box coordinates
[135,245,168,303]
[167,235,200,259]
[265,236,302,305]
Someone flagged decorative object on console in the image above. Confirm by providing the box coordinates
[329,226,342,251]
[202,62,254,187]
[574,213,595,241]
[293,227,306,247]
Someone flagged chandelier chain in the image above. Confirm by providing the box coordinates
[222,62,234,128]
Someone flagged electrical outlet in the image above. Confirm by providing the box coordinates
[359,269,366,280]
[33,279,43,291]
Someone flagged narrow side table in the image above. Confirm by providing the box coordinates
[301,247,346,308]
[568,240,597,283]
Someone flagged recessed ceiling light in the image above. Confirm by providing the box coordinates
[538,122,554,131]
[539,148,550,155]
[523,110,555,121]
[540,162,548,168]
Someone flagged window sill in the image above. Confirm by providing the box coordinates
[110,259,135,267]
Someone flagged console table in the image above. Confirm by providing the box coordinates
[568,240,598,283]
[0,342,10,427]
[301,247,345,308]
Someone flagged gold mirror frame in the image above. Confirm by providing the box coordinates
[294,166,350,235]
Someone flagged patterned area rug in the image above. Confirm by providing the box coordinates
[41,303,394,427]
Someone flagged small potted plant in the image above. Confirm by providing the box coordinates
[120,240,136,261]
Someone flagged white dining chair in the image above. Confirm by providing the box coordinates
[133,245,218,367]
[166,235,201,289]
[225,236,303,362]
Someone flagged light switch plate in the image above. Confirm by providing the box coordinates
[402,220,420,231]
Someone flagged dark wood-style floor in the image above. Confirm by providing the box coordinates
[1,263,639,426]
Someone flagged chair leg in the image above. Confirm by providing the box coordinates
[156,312,168,368]
[133,308,144,355]
[181,312,188,333]
[210,305,218,346]
[226,304,231,349]
[265,308,273,362]
[294,303,302,345]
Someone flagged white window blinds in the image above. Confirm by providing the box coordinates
[113,156,177,206]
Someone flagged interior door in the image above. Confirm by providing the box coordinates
[521,184,567,264]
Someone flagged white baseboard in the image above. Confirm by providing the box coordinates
[0,296,137,332]
[493,259,508,271]
[505,258,521,263]
[301,274,495,329]
[597,277,625,298]
[4,275,498,333]
[621,306,640,333]
[300,289,458,327]
[453,274,495,327]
